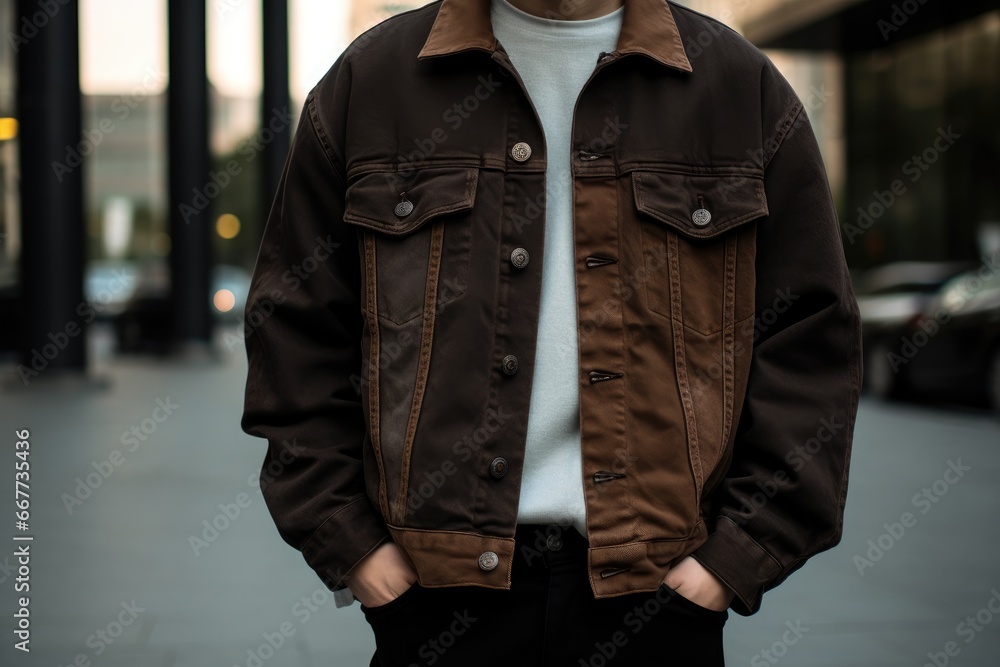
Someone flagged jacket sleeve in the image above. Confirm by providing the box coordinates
[690,72,864,616]
[240,60,390,598]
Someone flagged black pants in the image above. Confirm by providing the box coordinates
[361,522,727,666]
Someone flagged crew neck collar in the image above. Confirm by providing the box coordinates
[493,0,625,34]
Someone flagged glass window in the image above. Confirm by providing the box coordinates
[845,11,1000,269]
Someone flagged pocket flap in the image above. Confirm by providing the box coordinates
[631,170,768,240]
[344,165,479,236]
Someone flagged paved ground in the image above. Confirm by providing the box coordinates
[0,323,998,666]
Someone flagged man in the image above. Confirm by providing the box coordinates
[240,0,863,664]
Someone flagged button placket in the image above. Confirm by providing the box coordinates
[486,48,548,567]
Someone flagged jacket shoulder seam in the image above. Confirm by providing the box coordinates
[306,93,347,188]
[763,99,805,170]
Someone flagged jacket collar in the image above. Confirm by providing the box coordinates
[416,0,693,73]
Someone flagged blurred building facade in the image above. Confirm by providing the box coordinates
[80,88,260,266]
[733,0,1000,269]
[351,0,426,37]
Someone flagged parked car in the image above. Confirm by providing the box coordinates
[866,260,1000,411]
[854,261,973,394]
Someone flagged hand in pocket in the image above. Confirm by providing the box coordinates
[662,556,735,613]
[346,541,419,609]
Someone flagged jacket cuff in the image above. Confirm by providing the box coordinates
[300,495,391,592]
[690,516,784,616]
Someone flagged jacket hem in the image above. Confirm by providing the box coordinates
[387,524,712,600]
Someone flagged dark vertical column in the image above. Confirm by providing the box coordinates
[168,0,212,347]
[16,0,86,380]
[261,0,291,218]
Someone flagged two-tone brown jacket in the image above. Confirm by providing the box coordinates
[240,0,863,616]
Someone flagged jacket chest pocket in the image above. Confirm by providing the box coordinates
[632,170,766,336]
[344,165,479,327]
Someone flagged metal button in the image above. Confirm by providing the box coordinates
[489,456,508,479]
[510,142,532,162]
[510,247,530,269]
[479,551,499,571]
[395,193,413,218]
[501,354,518,375]
[692,208,712,226]
[546,534,563,551]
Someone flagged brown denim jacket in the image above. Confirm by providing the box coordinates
[240,0,863,616]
